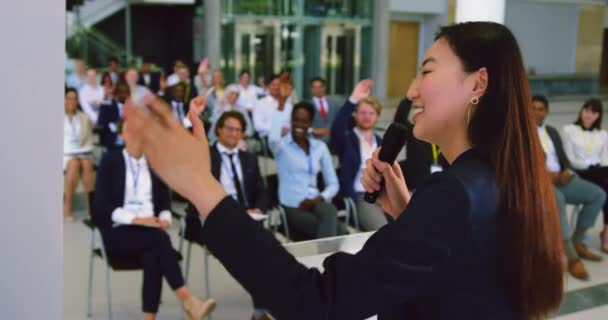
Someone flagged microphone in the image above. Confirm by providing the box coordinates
[364,122,410,204]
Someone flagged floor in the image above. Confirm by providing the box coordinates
[63,98,608,319]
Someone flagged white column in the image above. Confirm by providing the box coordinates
[371,0,390,99]
[456,0,505,24]
[204,0,222,69]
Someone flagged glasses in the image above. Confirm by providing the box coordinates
[221,125,243,133]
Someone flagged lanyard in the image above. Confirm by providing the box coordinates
[580,127,594,155]
[126,156,142,195]
[431,144,439,164]
[68,115,78,140]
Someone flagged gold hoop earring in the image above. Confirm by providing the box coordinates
[471,97,479,105]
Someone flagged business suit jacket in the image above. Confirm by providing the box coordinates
[185,143,269,244]
[96,102,123,149]
[200,149,518,319]
[330,99,382,199]
[545,125,572,171]
[138,72,161,93]
[93,149,171,235]
[312,96,340,143]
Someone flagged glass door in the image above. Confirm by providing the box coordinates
[320,25,360,96]
[235,21,281,82]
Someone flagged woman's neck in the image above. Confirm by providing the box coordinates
[437,131,471,164]
[65,110,76,118]
[294,136,309,153]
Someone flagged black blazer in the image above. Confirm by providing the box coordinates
[138,72,161,93]
[97,102,123,149]
[545,125,571,171]
[200,149,518,319]
[330,99,382,198]
[185,143,269,244]
[93,149,171,235]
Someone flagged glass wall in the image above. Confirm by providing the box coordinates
[220,0,373,98]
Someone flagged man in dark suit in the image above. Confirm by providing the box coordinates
[185,110,270,320]
[97,81,130,150]
[310,77,340,145]
[533,94,605,280]
[138,57,162,94]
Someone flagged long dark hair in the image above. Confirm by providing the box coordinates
[436,22,563,318]
[574,98,603,130]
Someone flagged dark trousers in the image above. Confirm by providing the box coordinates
[104,226,184,313]
[284,202,347,239]
[578,166,608,224]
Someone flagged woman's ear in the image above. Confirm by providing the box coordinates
[472,67,488,97]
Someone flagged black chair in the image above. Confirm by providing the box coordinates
[84,192,183,320]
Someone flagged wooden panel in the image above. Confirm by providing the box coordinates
[386,21,420,98]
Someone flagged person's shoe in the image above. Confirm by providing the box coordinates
[568,259,590,280]
[575,243,603,261]
[183,297,216,320]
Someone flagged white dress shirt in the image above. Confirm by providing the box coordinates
[352,128,378,193]
[538,125,562,173]
[253,95,293,137]
[170,101,192,128]
[236,84,262,111]
[130,85,151,105]
[562,124,608,170]
[78,84,104,123]
[111,149,172,226]
[216,143,246,204]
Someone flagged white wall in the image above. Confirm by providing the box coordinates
[0,1,63,319]
[505,1,579,73]
[390,0,447,15]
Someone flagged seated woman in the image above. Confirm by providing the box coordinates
[64,87,95,222]
[269,95,346,239]
[562,98,608,253]
[207,84,254,147]
[93,117,215,320]
[330,80,389,231]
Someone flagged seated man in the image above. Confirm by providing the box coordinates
[163,82,192,128]
[94,117,215,320]
[533,95,606,280]
[310,76,339,144]
[97,81,130,150]
[186,110,270,320]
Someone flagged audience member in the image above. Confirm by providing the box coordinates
[562,98,608,253]
[533,95,606,280]
[236,70,263,113]
[256,75,268,97]
[208,84,254,144]
[78,68,105,123]
[167,60,187,87]
[269,95,346,239]
[164,82,192,128]
[66,58,87,89]
[63,88,95,222]
[93,117,215,320]
[253,74,293,138]
[138,57,162,94]
[97,81,130,150]
[100,72,114,104]
[107,56,121,84]
[205,69,226,111]
[125,67,151,105]
[310,77,339,144]
[331,80,387,231]
[177,64,198,106]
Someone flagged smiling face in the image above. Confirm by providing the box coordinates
[406,38,478,145]
[291,107,312,140]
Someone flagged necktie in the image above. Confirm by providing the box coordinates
[227,153,247,208]
[319,98,327,119]
[176,102,185,125]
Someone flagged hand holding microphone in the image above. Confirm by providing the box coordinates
[361,123,411,218]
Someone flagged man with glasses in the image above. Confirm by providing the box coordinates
[185,110,271,319]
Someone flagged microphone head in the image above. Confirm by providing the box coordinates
[378,122,410,164]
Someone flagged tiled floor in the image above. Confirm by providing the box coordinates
[63,98,608,319]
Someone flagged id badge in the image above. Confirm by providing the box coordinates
[430,164,443,173]
[125,197,143,214]
[109,122,118,133]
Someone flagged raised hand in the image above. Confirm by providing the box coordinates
[350,79,373,103]
[123,95,227,217]
[188,94,207,118]
[198,57,209,75]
